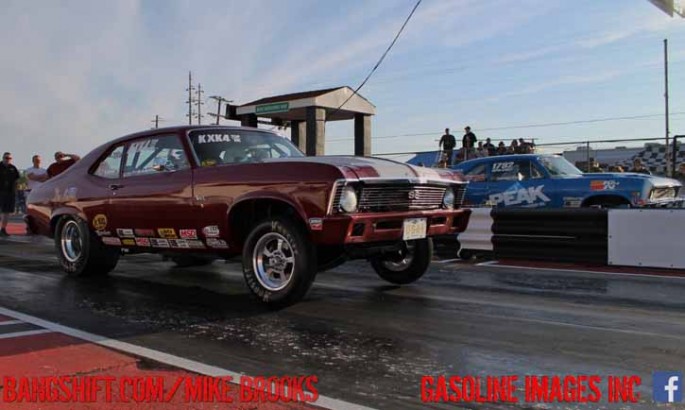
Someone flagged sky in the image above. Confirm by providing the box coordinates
[1,0,684,168]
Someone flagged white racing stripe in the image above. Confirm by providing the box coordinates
[0,305,376,410]
[0,329,52,339]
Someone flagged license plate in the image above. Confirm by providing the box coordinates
[403,218,427,241]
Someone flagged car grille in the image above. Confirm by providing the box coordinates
[331,184,466,213]
[650,186,679,200]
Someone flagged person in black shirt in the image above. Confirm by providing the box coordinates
[629,158,651,175]
[438,128,456,166]
[483,138,496,156]
[462,126,477,160]
[0,152,20,236]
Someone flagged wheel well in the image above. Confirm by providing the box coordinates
[50,215,67,237]
[228,199,308,249]
[581,195,630,207]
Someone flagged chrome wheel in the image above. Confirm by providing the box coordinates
[252,232,296,291]
[382,243,415,272]
[60,220,83,263]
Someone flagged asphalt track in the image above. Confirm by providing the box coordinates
[0,232,684,409]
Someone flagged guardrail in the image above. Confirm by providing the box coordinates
[457,208,684,269]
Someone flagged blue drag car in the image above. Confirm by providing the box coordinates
[452,154,683,208]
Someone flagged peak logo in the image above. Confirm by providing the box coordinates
[488,185,551,207]
[653,372,682,403]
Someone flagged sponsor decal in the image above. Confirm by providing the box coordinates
[201,159,217,167]
[129,138,158,153]
[179,229,198,239]
[92,214,108,231]
[116,228,135,238]
[590,180,619,191]
[169,239,190,249]
[150,238,170,248]
[492,162,515,173]
[563,197,583,208]
[308,218,323,231]
[488,185,551,207]
[101,237,121,246]
[196,133,241,144]
[202,225,220,238]
[135,238,151,247]
[96,231,111,237]
[134,228,156,237]
[121,239,136,246]
[206,238,229,249]
[187,240,206,249]
[157,228,177,239]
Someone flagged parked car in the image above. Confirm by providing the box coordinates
[452,154,683,208]
[26,126,470,306]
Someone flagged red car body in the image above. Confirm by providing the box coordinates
[27,126,470,306]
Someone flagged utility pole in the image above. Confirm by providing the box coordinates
[151,115,164,129]
[209,96,233,125]
[195,83,204,125]
[664,39,671,176]
[186,72,195,125]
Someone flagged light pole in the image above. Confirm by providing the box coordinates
[209,96,233,125]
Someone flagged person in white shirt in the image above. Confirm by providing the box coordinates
[25,154,48,192]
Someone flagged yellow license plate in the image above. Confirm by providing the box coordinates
[403,218,427,241]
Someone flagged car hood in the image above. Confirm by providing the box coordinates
[272,156,463,183]
[565,172,681,187]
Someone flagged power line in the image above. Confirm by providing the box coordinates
[327,111,685,142]
[329,0,422,116]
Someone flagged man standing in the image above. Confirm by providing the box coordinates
[438,128,456,166]
[483,138,496,156]
[47,151,80,178]
[0,152,20,236]
[25,154,48,193]
[462,126,477,161]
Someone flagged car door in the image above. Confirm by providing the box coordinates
[461,162,490,207]
[486,159,551,208]
[82,144,126,238]
[106,134,195,249]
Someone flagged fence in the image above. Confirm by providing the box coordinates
[374,135,685,177]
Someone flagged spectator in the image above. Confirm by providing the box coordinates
[608,165,625,173]
[475,141,489,158]
[589,159,604,173]
[496,141,507,156]
[629,158,651,175]
[47,151,80,178]
[483,138,496,156]
[510,139,519,154]
[25,154,48,193]
[462,126,477,161]
[438,128,456,166]
[0,152,20,237]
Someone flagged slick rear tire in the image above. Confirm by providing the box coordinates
[370,238,433,285]
[55,216,120,277]
[242,218,316,308]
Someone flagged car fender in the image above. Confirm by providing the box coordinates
[50,206,87,235]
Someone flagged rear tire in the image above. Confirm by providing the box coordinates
[242,218,316,307]
[370,238,433,285]
[55,216,120,277]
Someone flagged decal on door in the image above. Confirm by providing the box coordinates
[121,239,136,246]
[157,228,177,239]
[202,225,220,238]
[135,238,151,247]
[134,229,156,237]
[101,237,121,246]
[169,239,190,249]
[179,229,198,239]
[92,214,108,231]
[206,238,229,249]
[150,238,170,248]
[116,229,135,238]
[488,185,551,207]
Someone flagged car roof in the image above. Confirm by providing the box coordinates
[452,153,558,169]
[106,125,278,146]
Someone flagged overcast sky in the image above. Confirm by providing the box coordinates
[1,0,684,167]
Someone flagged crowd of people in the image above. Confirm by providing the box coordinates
[0,151,80,236]
[435,126,536,168]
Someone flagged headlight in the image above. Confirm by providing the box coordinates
[442,189,455,208]
[339,186,358,213]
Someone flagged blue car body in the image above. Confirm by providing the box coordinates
[451,154,683,208]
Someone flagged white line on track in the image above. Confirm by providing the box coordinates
[477,261,685,281]
[0,329,52,339]
[0,305,376,410]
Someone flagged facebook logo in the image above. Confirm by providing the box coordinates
[653,372,683,403]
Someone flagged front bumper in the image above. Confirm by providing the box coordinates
[312,208,471,245]
[641,198,685,208]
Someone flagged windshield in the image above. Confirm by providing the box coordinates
[538,155,584,177]
[188,128,303,167]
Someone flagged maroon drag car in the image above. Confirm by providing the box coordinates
[27,126,470,306]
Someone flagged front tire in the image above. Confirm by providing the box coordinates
[242,218,316,307]
[55,217,120,277]
[370,238,433,285]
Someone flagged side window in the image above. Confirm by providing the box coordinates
[123,135,189,178]
[464,163,487,182]
[93,145,124,179]
[491,160,543,181]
